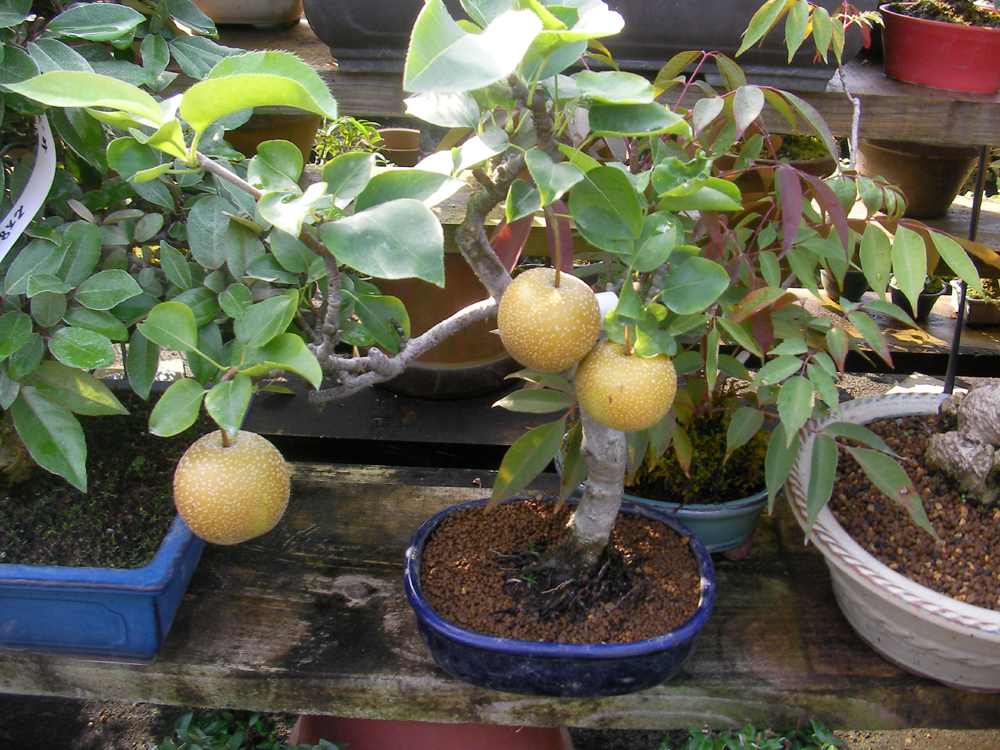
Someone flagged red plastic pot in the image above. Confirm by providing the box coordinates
[881,3,1000,94]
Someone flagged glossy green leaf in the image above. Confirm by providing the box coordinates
[6,71,162,125]
[171,287,221,328]
[26,273,70,297]
[403,0,542,93]
[575,70,654,104]
[247,139,304,193]
[490,417,566,507]
[807,362,840,410]
[506,179,541,223]
[258,181,327,240]
[403,91,480,128]
[241,333,323,390]
[47,326,115,370]
[659,256,730,314]
[4,239,67,296]
[0,312,32,359]
[825,326,849,373]
[319,199,445,286]
[233,292,298,350]
[30,292,67,328]
[62,308,128,342]
[738,0,797,56]
[755,354,802,386]
[159,242,194,290]
[568,166,643,241]
[7,334,44,380]
[45,3,144,41]
[29,361,126,416]
[348,289,409,353]
[727,406,764,457]
[847,310,892,367]
[11,387,87,491]
[268,231,318,274]
[525,148,584,207]
[149,378,207,437]
[930,231,984,298]
[73,269,142,310]
[588,102,689,138]
[181,51,338,134]
[353,168,465,212]
[0,0,30,29]
[205,373,253,437]
[137,301,200,352]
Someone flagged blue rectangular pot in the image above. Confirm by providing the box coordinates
[0,515,204,661]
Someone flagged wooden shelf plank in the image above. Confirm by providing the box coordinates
[1,463,998,730]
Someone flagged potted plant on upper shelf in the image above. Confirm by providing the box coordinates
[889,274,947,319]
[880,0,1000,94]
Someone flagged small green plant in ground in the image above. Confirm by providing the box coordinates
[150,711,341,750]
[667,720,845,750]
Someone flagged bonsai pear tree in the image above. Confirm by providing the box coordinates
[2,0,993,561]
[396,0,991,570]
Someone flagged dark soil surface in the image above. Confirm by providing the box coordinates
[830,414,1000,611]
[420,496,701,644]
[0,390,213,569]
[892,0,1000,28]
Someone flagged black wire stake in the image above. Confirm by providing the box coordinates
[943,144,990,396]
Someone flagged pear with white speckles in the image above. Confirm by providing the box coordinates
[575,340,677,433]
[173,430,290,545]
[497,267,601,373]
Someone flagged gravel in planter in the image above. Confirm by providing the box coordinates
[420,497,702,644]
[830,414,1000,611]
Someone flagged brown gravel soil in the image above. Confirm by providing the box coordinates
[830,414,1000,611]
[420,496,702,644]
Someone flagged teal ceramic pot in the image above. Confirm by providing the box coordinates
[622,487,768,554]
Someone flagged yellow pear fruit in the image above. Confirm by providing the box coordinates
[173,430,290,545]
[575,340,677,433]
[497,267,601,372]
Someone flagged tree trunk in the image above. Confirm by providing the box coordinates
[561,412,627,569]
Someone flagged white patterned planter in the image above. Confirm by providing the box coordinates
[786,394,1000,693]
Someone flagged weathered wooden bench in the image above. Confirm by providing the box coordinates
[1,384,999,731]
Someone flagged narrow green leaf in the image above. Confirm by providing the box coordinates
[490,418,566,507]
[727,406,764,457]
[847,446,936,538]
[493,388,573,413]
[558,419,588,503]
[847,311,892,367]
[6,71,162,125]
[766,422,799,510]
[891,225,928,316]
[126,328,160,400]
[822,421,892,454]
[804,433,838,533]
[777,376,815,444]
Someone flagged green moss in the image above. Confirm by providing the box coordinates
[776,134,830,162]
[626,409,768,506]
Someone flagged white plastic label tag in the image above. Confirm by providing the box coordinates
[0,114,56,263]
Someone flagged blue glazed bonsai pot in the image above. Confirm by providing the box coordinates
[0,515,205,661]
[403,497,715,697]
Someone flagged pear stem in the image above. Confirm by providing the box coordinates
[544,205,562,288]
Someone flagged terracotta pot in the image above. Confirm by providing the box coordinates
[225,106,322,164]
[289,715,573,750]
[374,253,517,400]
[302,0,877,91]
[855,139,978,219]
[785,393,1000,693]
[378,127,421,167]
[191,0,302,29]
[403,496,715,697]
[881,3,1000,94]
